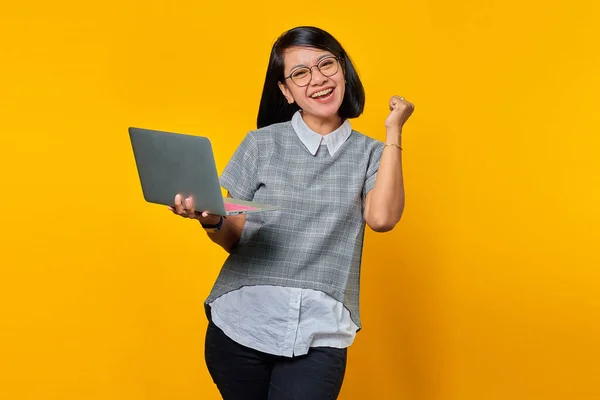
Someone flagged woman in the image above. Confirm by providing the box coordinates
[169,26,414,400]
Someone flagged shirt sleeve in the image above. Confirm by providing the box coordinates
[220,131,260,201]
[362,142,384,203]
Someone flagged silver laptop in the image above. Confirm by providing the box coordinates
[128,127,281,216]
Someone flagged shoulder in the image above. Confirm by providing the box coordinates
[346,130,384,169]
[248,121,295,143]
[349,130,384,154]
[239,122,296,158]
[235,121,295,160]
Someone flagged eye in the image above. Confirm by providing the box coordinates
[291,68,309,79]
[319,58,336,70]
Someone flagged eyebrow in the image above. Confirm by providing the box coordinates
[289,54,334,71]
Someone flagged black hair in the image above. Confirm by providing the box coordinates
[256,26,365,129]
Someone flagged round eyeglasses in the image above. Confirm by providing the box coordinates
[285,56,341,87]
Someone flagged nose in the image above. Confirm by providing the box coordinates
[309,66,327,85]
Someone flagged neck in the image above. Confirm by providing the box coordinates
[301,112,343,135]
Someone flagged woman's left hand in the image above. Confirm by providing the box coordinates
[384,95,415,134]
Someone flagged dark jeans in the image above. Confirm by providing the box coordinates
[204,306,347,400]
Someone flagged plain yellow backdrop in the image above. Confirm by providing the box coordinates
[1,0,599,399]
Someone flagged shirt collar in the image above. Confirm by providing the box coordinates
[291,111,352,156]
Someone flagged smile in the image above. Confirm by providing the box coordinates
[310,88,334,99]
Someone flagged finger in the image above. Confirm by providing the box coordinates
[185,197,197,219]
[174,194,181,212]
[200,213,222,225]
[180,196,191,218]
[175,194,187,216]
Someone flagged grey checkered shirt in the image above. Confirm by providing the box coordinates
[205,119,384,328]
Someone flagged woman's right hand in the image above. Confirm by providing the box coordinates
[168,194,222,225]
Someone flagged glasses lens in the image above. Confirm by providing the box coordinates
[318,57,338,77]
[291,68,311,86]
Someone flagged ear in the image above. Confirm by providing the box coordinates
[278,81,295,104]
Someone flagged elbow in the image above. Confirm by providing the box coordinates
[368,221,396,233]
[364,196,405,232]
[366,211,403,233]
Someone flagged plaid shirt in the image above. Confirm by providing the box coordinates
[206,116,384,329]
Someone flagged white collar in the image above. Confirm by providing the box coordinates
[291,111,352,156]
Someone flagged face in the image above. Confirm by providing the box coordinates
[278,46,345,122]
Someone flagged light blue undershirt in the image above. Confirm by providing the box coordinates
[209,111,360,357]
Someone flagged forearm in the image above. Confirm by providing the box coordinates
[203,216,244,253]
[367,130,406,231]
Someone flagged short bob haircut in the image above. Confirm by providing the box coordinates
[256,26,365,129]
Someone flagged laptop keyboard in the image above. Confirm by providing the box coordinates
[225,203,258,212]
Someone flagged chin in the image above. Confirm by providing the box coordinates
[313,108,339,119]
[304,101,343,120]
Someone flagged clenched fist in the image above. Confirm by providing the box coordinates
[385,96,415,134]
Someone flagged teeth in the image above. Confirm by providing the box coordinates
[311,88,333,98]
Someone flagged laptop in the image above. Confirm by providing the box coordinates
[128,127,281,216]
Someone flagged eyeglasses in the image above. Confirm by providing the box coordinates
[284,56,341,87]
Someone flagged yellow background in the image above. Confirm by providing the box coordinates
[1,0,599,399]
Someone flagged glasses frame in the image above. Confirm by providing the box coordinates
[284,56,341,87]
